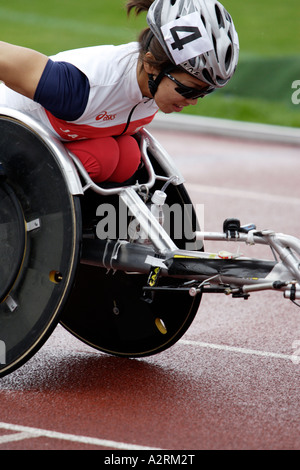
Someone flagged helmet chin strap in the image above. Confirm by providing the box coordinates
[148,65,177,97]
[148,72,165,97]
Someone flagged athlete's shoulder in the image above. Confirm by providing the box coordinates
[50,43,139,86]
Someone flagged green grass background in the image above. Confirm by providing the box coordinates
[0,0,299,127]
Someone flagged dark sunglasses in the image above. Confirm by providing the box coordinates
[164,72,215,100]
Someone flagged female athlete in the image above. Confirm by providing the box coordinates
[0,0,239,183]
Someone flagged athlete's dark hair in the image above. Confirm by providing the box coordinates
[126,0,177,72]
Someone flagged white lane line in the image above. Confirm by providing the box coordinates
[179,339,294,362]
[0,422,160,450]
[0,431,40,444]
[187,183,300,206]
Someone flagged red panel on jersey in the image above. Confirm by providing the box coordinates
[45,110,156,140]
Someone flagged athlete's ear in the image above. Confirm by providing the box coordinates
[143,52,160,76]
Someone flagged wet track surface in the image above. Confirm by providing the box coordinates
[0,128,299,451]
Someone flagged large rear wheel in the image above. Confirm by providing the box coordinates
[0,111,81,377]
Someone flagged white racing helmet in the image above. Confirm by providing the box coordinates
[147,0,239,87]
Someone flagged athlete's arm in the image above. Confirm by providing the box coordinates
[0,41,48,99]
[0,41,90,121]
[34,59,90,121]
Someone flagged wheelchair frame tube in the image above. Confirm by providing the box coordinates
[81,236,300,298]
[195,230,300,284]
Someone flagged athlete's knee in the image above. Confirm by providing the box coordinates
[65,137,119,183]
[108,135,141,183]
[65,135,140,183]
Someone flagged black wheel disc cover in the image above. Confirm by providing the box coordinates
[0,182,26,303]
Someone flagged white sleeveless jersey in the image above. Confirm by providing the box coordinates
[0,42,159,141]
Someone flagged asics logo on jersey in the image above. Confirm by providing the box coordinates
[96,111,116,121]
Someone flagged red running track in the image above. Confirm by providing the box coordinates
[0,129,299,451]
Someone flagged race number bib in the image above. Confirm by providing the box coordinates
[161,12,214,64]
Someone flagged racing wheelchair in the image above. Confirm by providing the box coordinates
[0,107,299,378]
